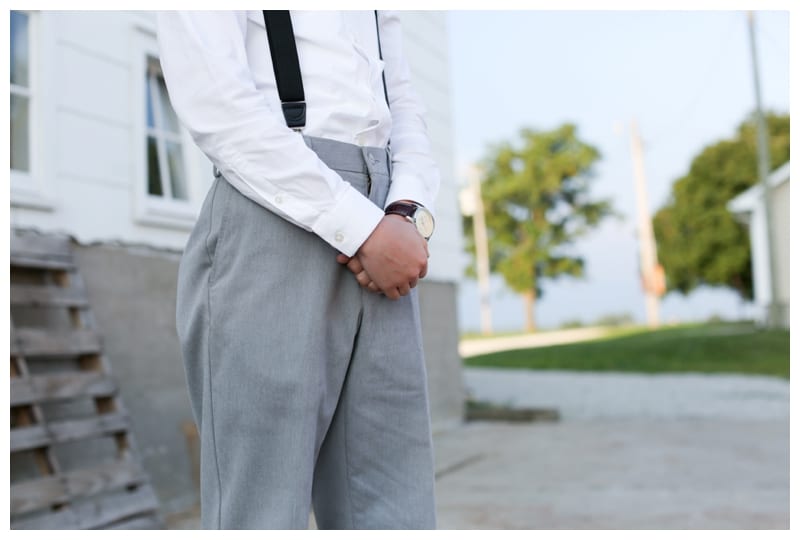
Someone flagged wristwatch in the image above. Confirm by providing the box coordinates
[385,201,435,240]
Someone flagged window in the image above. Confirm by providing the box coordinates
[132,24,197,230]
[10,10,30,173]
[10,10,51,211]
[145,56,187,201]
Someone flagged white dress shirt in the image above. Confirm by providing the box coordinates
[156,11,440,257]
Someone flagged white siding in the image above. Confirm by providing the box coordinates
[398,11,463,283]
[728,165,790,326]
[10,11,207,249]
[11,10,462,284]
[771,180,789,305]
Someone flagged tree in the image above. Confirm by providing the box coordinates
[652,112,789,300]
[463,124,614,332]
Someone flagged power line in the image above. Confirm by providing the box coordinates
[644,13,742,152]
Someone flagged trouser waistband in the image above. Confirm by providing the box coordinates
[212,135,392,194]
[302,135,391,180]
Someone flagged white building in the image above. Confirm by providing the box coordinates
[10,10,464,517]
[727,161,790,328]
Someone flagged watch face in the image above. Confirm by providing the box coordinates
[415,207,435,239]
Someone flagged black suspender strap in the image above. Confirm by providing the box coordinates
[261,11,389,131]
[375,10,390,109]
[262,10,306,130]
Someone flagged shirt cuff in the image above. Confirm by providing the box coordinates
[385,172,436,216]
[312,184,385,257]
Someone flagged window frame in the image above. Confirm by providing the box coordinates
[131,23,197,230]
[10,10,55,211]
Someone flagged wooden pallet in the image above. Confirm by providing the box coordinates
[10,230,163,529]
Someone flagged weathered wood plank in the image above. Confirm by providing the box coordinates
[64,459,146,502]
[10,372,117,406]
[14,328,102,357]
[10,476,65,516]
[10,425,49,452]
[49,411,131,444]
[10,231,73,258]
[11,485,160,530]
[11,325,21,356]
[11,459,147,515]
[11,284,89,308]
[11,411,129,452]
[105,515,162,530]
[10,254,75,271]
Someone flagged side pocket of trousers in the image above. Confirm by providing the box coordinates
[175,176,229,430]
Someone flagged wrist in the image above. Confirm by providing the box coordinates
[384,201,435,240]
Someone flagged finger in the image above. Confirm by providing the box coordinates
[355,270,371,287]
[385,288,400,300]
[409,277,418,289]
[347,258,364,274]
[336,254,350,264]
[398,283,411,297]
[419,260,428,279]
[367,281,380,293]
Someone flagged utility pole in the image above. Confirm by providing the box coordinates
[747,11,780,327]
[468,164,493,335]
[629,119,662,328]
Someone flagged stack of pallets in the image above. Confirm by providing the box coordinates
[10,230,162,529]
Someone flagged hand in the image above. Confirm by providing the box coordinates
[338,215,429,300]
[336,240,429,294]
[336,253,383,293]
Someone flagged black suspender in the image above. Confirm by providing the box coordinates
[375,10,390,110]
[262,11,306,130]
[261,10,389,132]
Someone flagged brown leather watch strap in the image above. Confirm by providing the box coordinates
[385,201,418,218]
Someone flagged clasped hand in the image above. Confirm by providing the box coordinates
[336,214,429,300]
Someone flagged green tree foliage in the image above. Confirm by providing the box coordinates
[652,112,789,300]
[463,124,614,332]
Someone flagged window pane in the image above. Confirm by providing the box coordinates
[166,141,187,200]
[147,136,163,196]
[10,11,29,87]
[146,77,155,129]
[155,74,180,133]
[11,94,30,172]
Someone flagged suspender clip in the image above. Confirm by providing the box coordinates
[281,101,306,132]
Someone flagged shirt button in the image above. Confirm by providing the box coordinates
[334,232,344,243]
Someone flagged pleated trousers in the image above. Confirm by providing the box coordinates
[175,135,437,529]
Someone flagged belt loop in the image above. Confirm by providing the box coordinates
[385,145,393,179]
[360,146,375,196]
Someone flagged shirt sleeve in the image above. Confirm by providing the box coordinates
[378,11,442,216]
[155,11,384,257]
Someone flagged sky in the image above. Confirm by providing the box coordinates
[447,10,790,332]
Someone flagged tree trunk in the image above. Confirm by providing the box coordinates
[523,289,537,333]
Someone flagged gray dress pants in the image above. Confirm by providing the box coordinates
[175,136,437,529]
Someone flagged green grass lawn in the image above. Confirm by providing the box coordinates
[464,322,790,379]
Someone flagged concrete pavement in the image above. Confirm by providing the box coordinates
[434,368,789,529]
[433,418,788,529]
[462,368,790,420]
[167,367,790,529]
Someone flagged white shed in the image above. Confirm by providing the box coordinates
[727,161,790,328]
